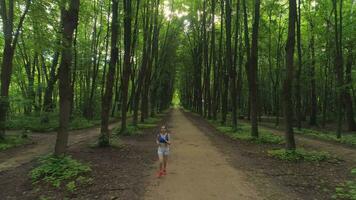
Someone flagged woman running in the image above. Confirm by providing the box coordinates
[156,125,171,177]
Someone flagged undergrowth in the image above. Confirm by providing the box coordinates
[209,120,284,144]
[30,155,92,193]
[333,168,356,200]
[295,128,356,147]
[267,149,330,162]
[0,135,29,151]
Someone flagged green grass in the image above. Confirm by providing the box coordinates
[268,149,330,162]
[30,155,92,192]
[208,120,284,144]
[295,128,356,147]
[333,168,356,200]
[0,135,29,151]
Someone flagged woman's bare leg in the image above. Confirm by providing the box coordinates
[158,154,164,171]
[163,155,168,171]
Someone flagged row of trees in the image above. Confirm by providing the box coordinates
[0,0,180,155]
[178,0,356,150]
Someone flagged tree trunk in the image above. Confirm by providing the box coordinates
[54,0,80,156]
[344,49,356,131]
[120,0,132,133]
[309,18,317,126]
[295,0,302,129]
[225,0,236,129]
[249,0,261,137]
[99,0,119,146]
[283,0,297,150]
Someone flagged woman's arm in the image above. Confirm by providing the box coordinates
[156,134,160,145]
[166,133,171,145]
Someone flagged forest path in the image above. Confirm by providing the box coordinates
[144,109,287,200]
[0,122,119,172]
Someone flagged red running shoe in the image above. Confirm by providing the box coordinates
[156,171,163,178]
[162,170,167,176]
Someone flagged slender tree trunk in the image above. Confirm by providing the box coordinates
[120,0,132,133]
[220,0,228,125]
[225,0,236,129]
[309,15,317,126]
[249,0,261,137]
[54,0,80,156]
[99,0,119,146]
[211,0,217,120]
[344,48,356,131]
[283,0,297,150]
[295,0,302,129]
[333,0,344,138]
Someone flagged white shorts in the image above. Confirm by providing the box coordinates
[157,146,170,156]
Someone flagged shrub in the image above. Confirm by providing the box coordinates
[30,155,92,191]
[268,149,330,162]
[0,135,29,151]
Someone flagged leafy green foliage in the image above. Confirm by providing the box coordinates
[0,135,29,151]
[118,125,143,136]
[30,155,92,192]
[333,168,356,200]
[268,149,330,162]
[295,128,356,147]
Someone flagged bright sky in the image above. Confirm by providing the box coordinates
[162,0,188,21]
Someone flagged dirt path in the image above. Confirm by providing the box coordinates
[0,122,119,172]
[144,110,269,200]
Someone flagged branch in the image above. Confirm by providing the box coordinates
[12,0,31,48]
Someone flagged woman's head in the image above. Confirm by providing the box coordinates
[160,125,167,133]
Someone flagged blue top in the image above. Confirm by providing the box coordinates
[158,134,169,144]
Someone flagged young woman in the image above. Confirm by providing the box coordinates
[156,125,171,177]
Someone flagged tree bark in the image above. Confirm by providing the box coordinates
[249,0,261,137]
[283,0,297,150]
[54,0,80,156]
[120,0,132,133]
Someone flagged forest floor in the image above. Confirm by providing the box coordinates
[252,122,356,165]
[0,121,120,172]
[0,109,354,199]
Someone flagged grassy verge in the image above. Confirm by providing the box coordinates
[30,155,92,193]
[0,134,30,151]
[117,112,168,136]
[207,119,284,144]
[295,128,356,147]
[333,168,356,200]
[267,149,330,162]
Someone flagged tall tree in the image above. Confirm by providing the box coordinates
[283,0,297,150]
[120,0,132,133]
[0,0,31,140]
[54,0,80,155]
[99,0,119,146]
[248,0,261,137]
[225,0,237,129]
